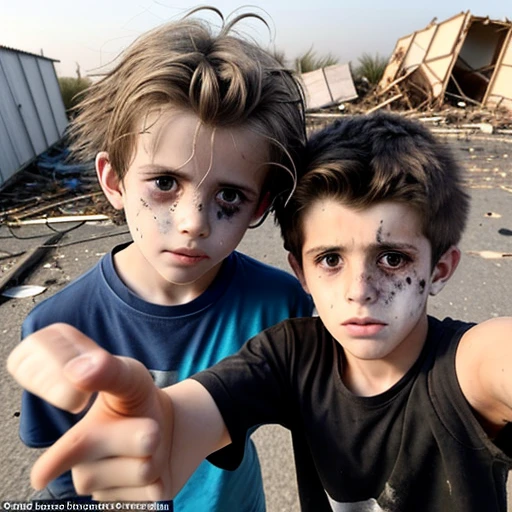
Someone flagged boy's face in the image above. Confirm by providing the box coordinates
[98,110,269,303]
[291,198,458,369]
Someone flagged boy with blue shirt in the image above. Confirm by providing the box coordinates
[18,9,311,511]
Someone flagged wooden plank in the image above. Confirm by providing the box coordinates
[366,93,403,114]
[7,214,110,226]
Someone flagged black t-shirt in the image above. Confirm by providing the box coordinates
[192,316,512,511]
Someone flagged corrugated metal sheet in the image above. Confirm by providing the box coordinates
[0,46,68,187]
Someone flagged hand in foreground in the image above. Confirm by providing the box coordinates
[7,323,174,501]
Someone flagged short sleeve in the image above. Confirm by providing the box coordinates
[191,321,295,469]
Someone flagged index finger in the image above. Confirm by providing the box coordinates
[31,415,161,491]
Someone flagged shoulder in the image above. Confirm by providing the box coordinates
[254,316,329,354]
[233,252,301,286]
[456,317,512,366]
[456,317,512,433]
[22,256,107,335]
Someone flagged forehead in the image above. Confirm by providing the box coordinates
[135,109,269,163]
[301,198,426,250]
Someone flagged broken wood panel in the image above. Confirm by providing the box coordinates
[403,25,437,72]
[426,12,469,60]
[422,56,456,99]
[379,35,413,88]
[484,27,512,109]
[301,64,356,110]
[323,64,357,104]
[425,12,470,100]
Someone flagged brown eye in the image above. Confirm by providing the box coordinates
[380,252,408,269]
[155,176,176,192]
[324,254,341,267]
[217,189,242,204]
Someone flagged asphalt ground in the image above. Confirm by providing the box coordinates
[0,132,511,509]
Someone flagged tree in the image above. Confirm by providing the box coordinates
[58,76,92,116]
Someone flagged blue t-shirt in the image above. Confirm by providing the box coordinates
[20,243,312,511]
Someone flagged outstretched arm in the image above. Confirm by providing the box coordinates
[7,323,230,501]
[456,317,512,438]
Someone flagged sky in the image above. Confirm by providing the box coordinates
[1,0,511,77]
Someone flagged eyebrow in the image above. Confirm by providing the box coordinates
[304,242,420,257]
[138,164,260,199]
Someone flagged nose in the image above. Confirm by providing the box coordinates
[345,265,378,304]
[173,193,211,239]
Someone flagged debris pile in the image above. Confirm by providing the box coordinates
[0,144,122,227]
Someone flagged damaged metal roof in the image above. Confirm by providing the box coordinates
[377,11,512,112]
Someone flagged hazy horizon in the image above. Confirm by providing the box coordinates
[2,0,510,77]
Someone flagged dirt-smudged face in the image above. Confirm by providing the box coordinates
[296,198,440,385]
[98,110,269,305]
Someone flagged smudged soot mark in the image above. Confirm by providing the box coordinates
[406,277,412,285]
[140,198,149,208]
[498,228,512,236]
[419,279,426,294]
[197,203,203,212]
[217,209,237,220]
[394,280,404,291]
[376,220,384,243]
[383,288,398,306]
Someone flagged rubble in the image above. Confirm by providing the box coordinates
[0,143,121,226]
[376,12,512,114]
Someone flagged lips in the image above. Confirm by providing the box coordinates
[168,248,210,265]
[342,317,387,337]
[173,248,208,258]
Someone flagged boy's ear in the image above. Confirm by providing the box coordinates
[96,152,124,210]
[429,245,461,296]
[288,253,309,294]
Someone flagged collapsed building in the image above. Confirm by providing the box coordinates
[377,11,512,112]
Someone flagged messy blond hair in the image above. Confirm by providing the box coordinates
[68,8,305,201]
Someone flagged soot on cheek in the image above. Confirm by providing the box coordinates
[380,273,409,307]
[418,279,426,294]
[217,208,238,220]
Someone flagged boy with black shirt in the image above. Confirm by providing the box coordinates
[9,113,512,511]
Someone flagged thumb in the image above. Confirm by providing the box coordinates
[63,350,157,417]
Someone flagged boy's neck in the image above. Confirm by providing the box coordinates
[341,314,429,397]
[113,243,224,306]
